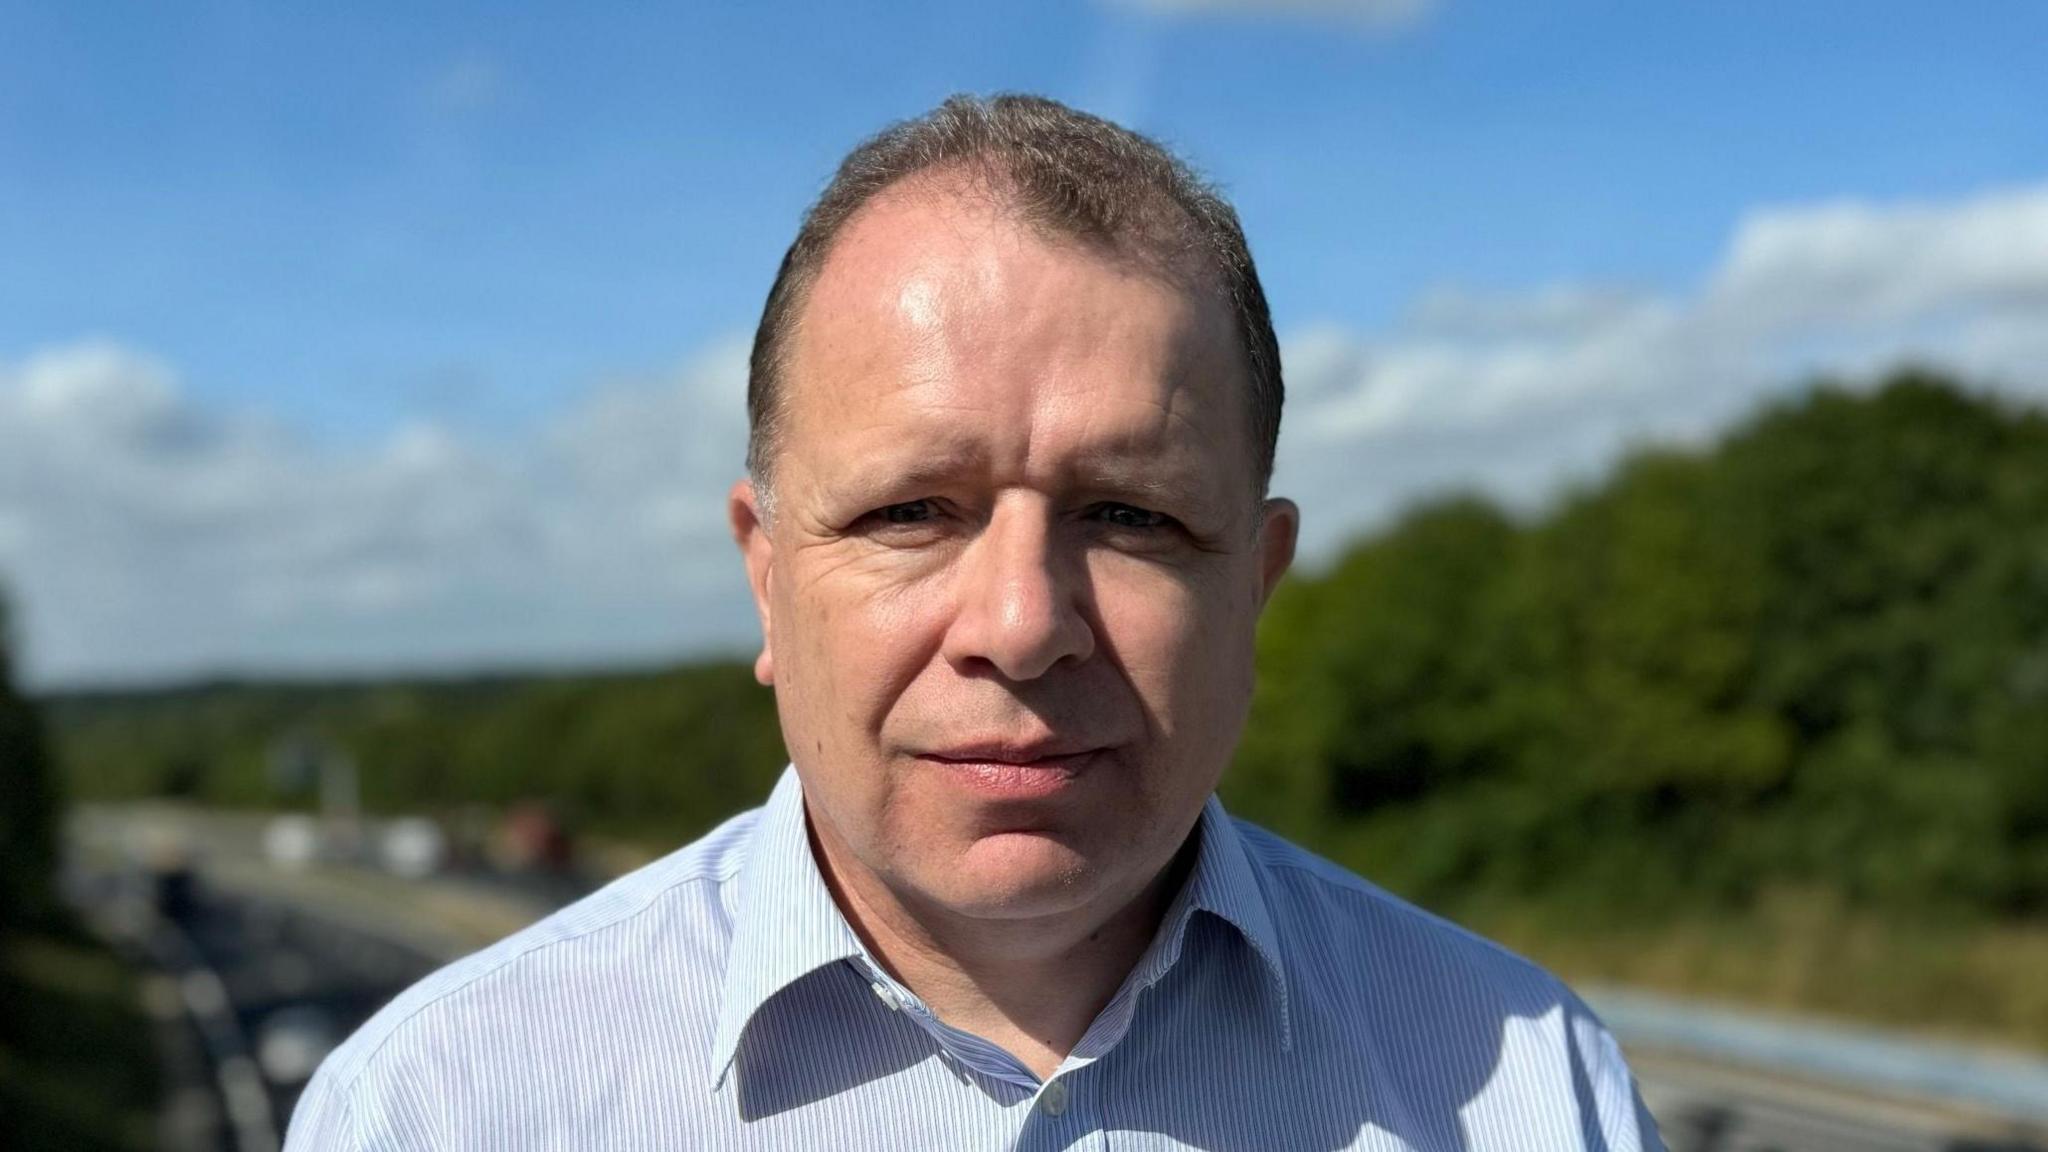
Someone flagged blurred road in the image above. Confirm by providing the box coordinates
[1632,1051,2047,1152]
[70,866,444,1152]
[66,805,545,1152]
[64,805,2048,1152]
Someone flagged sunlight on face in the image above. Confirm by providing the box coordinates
[732,180,1296,926]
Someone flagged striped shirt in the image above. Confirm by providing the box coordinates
[287,767,1666,1150]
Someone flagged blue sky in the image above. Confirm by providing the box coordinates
[4,0,2047,685]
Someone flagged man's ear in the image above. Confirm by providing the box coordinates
[1255,497,1299,610]
[729,478,777,685]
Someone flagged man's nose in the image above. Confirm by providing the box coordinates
[942,501,1095,680]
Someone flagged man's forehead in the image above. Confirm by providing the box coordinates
[809,173,1017,290]
[750,169,1263,517]
[785,184,1243,421]
[789,388,1224,493]
[798,173,1224,345]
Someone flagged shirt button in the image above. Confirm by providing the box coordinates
[870,981,903,1011]
[1039,1079,1070,1117]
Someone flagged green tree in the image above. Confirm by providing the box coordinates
[0,592,58,937]
[1234,369,2048,920]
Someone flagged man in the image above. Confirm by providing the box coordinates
[289,94,1665,1151]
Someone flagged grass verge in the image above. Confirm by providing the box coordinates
[1465,888,2048,1055]
[0,916,160,1152]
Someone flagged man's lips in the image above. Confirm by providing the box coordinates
[914,746,1106,800]
[920,740,1102,765]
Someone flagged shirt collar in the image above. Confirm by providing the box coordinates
[709,767,866,1086]
[1141,794,1294,1052]
[709,768,1294,1085]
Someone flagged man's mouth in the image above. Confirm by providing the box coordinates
[914,744,1104,799]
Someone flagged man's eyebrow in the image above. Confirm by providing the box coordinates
[1071,467,1184,500]
[1068,454,1232,509]
[824,443,987,500]
[821,439,1231,508]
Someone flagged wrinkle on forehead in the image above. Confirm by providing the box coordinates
[779,181,1253,510]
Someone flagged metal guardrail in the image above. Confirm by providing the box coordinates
[1589,986,2048,1132]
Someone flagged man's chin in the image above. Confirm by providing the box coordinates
[916,832,1112,920]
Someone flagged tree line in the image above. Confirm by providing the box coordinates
[2,599,58,939]
[4,582,161,1149]
[42,369,2048,922]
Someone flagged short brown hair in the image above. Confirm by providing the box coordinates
[746,93,1284,500]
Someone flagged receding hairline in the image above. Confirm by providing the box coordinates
[806,165,1225,341]
[745,93,1285,513]
[754,165,1246,495]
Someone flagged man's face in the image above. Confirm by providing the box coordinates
[731,182,1297,927]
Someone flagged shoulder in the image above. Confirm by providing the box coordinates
[1233,819,1665,1151]
[286,807,761,1149]
[1233,817,1568,1003]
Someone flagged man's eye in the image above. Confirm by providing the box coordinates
[1090,503,1171,530]
[871,500,935,525]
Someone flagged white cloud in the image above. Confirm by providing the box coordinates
[1706,185,2048,331]
[1110,0,1436,30]
[1273,181,2048,557]
[6,180,2048,685]
[0,340,760,687]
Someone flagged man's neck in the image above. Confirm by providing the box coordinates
[806,811,1198,1082]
